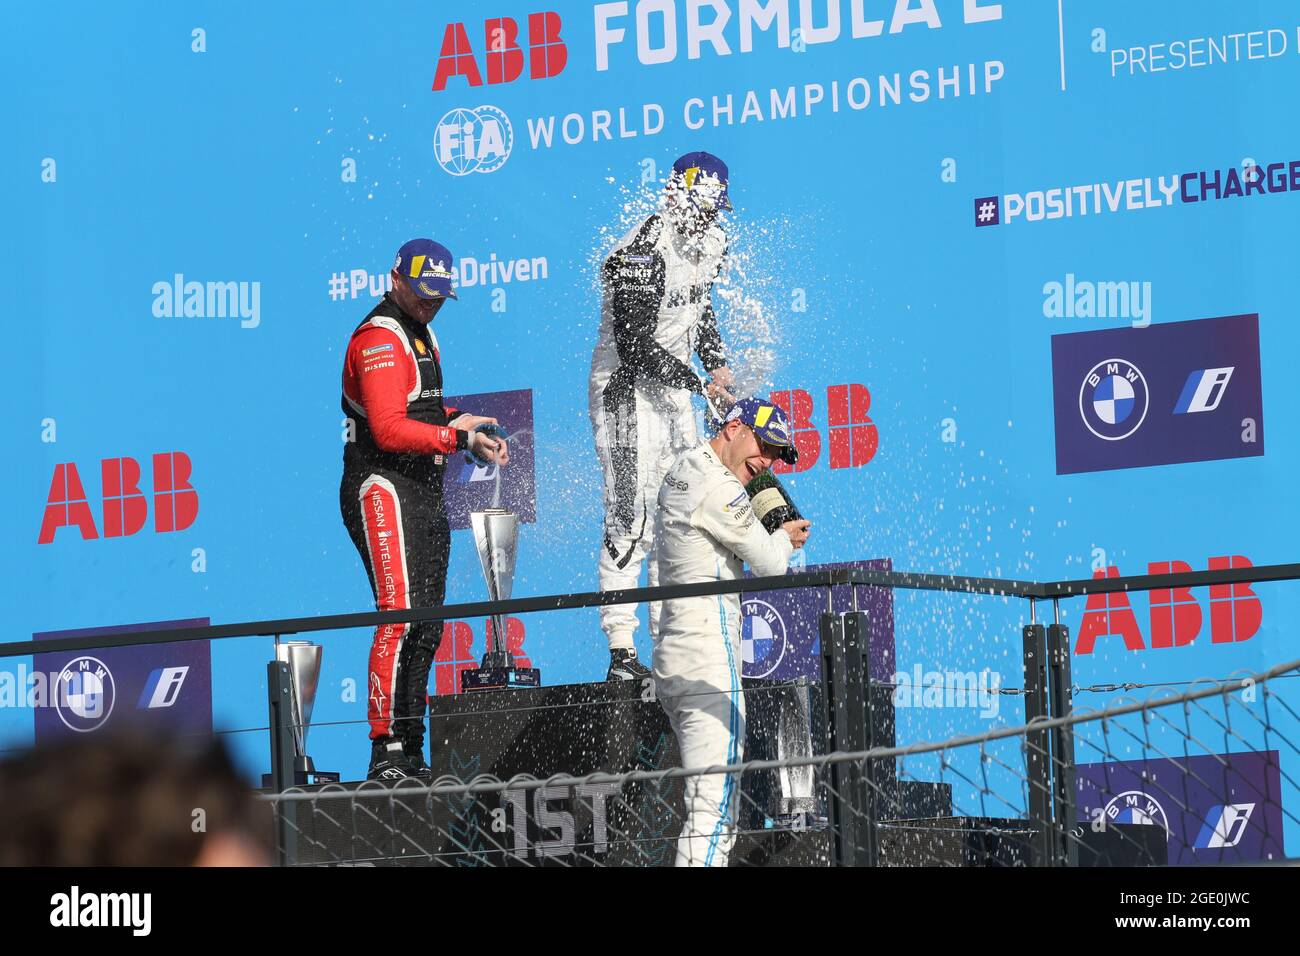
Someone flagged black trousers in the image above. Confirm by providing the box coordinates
[340,469,449,751]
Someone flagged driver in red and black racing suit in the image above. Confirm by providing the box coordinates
[340,238,507,780]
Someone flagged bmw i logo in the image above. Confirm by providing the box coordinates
[55,656,116,733]
[1078,358,1149,441]
[741,599,787,678]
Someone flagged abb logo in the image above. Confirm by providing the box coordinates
[1075,557,1262,655]
[39,453,199,544]
[433,12,567,91]
[769,384,879,474]
[433,616,530,696]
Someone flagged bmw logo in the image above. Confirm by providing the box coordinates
[1078,358,1149,441]
[55,656,116,733]
[741,599,787,679]
[1103,790,1170,840]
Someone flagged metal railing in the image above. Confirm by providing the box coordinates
[262,654,1300,866]
[3,563,1296,658]
[4,562,1299,867]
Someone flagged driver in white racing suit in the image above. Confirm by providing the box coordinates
[654,398,812,866]
[590,151,738,681]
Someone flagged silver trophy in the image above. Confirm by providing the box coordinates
[775,679,819,817]
[265,640,337,785]
[462,509,540,691]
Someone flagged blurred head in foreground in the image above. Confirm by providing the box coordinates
[0,734,269,866]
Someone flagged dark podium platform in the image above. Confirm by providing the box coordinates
[279,680,1164,866]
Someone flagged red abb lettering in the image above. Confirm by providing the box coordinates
[1075,556,1261,654]
[528,12,567,79]
[153,452,199,533]
[432,12,566,91]
[1147,560,1200,649]
[102,457,148,538]
[769,389,819,473]
[433,22,483,90]
[485,17,524,85]
[38,463,99,543]
[488,616,531,668]
[39,452,199,544]
[1208,555,1262,644]
[432,618,529,696]
[1074,567,1145,655]
[827,384,878,469]
[433,621,477,696]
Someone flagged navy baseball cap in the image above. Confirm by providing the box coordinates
[722,397,798,465]
[395,238,458,300]
[671,151,732,211]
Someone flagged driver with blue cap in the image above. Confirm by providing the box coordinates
[653,397,812,866]
[340,238,508,780]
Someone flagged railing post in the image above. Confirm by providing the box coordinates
[1047,622,1077,867]
[820,612,874,866]
[267,655,298,866]
[1022,624,1052,866]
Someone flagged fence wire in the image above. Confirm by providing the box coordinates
[261,655,1300,867]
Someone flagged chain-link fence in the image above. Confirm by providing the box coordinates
[261,653,1300,867]
[4,564,1297,867]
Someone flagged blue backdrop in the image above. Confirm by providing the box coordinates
[5,1,1297,853]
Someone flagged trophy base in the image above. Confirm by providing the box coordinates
[460,667,542,692]
[260,757,340,789]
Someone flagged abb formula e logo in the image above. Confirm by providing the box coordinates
[1075,556,1261,655]
[39,453,198,544]
[768,384,879,474]
[433,12,567,91]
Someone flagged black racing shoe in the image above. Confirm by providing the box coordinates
[402,745,433,779]
[367,738,414,781]
[606,648,652,681]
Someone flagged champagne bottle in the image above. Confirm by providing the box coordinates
[744,470,802,534]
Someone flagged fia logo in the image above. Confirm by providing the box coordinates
[434,105,512,176]
[1078,359,1149,441]
[55,656,116,732]
[740,598,787,678]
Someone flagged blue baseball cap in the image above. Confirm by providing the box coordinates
[722,397,798,465]
[394,238,458,300]
[671,151,732,211]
